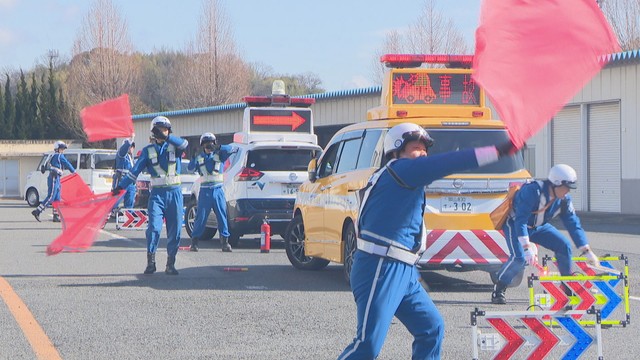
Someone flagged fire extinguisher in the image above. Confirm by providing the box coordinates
[260,217,271,253]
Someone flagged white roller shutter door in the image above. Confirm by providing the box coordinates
[552,106,584,210]
[588,102,621,212]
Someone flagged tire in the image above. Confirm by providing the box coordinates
[489,267,524,288]
[342,222,357,285]
[26,188,39,207]
[284,215,330,270]
[185,201,217,240]
[228,232,240,247]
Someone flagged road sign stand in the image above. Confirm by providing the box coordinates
[471,307,603,359]
[115,208,149,230]
[529,254,630,327]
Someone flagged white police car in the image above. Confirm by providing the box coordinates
[185,82,321,246]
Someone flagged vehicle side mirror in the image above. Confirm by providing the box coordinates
[307,158,318,182]
[40,165,46,174]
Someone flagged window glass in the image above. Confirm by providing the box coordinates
[428,129,525,174]
[181,159,197,175]
[64,154,78,169]
[79,154,91,169]
[246,149,316,172]
[335,138,362,174]
[356,129,385,169]
[317,143,340,178]
[37,155,50,170]
[94,153,116,170]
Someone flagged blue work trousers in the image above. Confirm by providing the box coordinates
[338,251,444,360]
[113,184,137,210]
[192,185,230,238]
[146,186,183,257]
[496,220,574,286]
[37,175,61,213]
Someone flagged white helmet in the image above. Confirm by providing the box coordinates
[548,164,577,189]
[200,132,217,146]
[383,123,434,157]
[54,140,67,151]
[150,116,172,131]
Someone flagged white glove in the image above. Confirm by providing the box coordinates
[55,168,63,176]
[518,236,538,266]
[580,246,600,267]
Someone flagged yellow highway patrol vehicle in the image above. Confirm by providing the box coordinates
[284,54,532,284]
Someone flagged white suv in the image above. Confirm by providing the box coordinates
[24,149,116,206]
[184,87,321,246]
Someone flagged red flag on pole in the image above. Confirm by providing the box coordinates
[60,173,93,202]
[80,94,133,142]
[472,0,620,148]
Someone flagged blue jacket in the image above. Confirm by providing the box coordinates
[115,139,135,172]
[119,135,188,188]
[187,145,234,176]
[358,148,486,252]
[511,180,587,248]
[49,153,76,178]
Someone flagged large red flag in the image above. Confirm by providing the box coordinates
[472,0,620,148]
[80,94,133,142]
[60,173,93,202]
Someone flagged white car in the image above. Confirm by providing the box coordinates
[185,141,321,245]
[134,159,199,208]
[24,149,117,207]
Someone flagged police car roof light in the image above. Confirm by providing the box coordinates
[243,96,315,108]
[381,54,474,68]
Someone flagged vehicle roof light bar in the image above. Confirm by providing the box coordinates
[380,54,474,68]
[243,96,315,108]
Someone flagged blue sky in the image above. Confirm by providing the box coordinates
[0,0,481,92]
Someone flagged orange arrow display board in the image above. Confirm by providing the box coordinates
[249,109,311,133]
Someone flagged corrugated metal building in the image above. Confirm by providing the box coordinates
[131,51,640,214]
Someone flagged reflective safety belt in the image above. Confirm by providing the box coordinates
[197,153,223,184]
[147,145,180,186]
[356,238,420,265]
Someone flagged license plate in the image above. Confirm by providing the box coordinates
[440,196,473,213]
[282,183,300,195]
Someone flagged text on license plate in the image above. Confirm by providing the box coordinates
[440,196,473,213]
[282,183,300,195]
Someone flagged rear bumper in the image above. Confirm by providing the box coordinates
[224,198,295,235]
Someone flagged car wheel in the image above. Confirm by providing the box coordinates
[185,202,197,238]
[342,222,357,285]
[201,227,217,240]
[228,232,240,247]
[284,214,330,270]
[26,188,39,207]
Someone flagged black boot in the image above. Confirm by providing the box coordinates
[165,255,179,275]
[189,238,199,252]
[31,209,41,222]
[144,252,156,275]
[221,236,232,252]
[491,283,507,304]
[52,213,60,222]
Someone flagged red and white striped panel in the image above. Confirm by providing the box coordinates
[419,229,510,265]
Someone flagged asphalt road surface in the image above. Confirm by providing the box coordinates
[0,199,638,359]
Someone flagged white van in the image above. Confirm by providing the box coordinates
[24,149,117,206]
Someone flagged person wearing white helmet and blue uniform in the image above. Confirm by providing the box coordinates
[490,164,600,304]
[187,132,236,252]
[32,140,76,222]
[113,116,188,275]
[111,138,136,212]
[338,122,517,360]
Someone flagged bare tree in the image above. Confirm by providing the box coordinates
[370,0,469,83]
[171,0,250,108]
[600,0,640,50]
[67,0,139,109]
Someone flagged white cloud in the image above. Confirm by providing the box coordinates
[0,28,15,45]
[343,75,374,90]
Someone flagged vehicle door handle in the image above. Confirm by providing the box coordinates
[320,185,332,191]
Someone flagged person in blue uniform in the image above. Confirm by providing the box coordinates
[337,123,517,360]
[111,138,136,212]
[113,116,188,275]
[187,132,235,252]
[490,164,600,304]
[32,141,76,222]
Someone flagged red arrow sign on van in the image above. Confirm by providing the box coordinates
[253,111,306,131]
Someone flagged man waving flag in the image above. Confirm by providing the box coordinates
[473,0,620,148]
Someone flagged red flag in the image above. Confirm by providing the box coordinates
[60,173,93,202]
[472,0,620,148]
[80,94,133,142]
[48,193,120,255]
